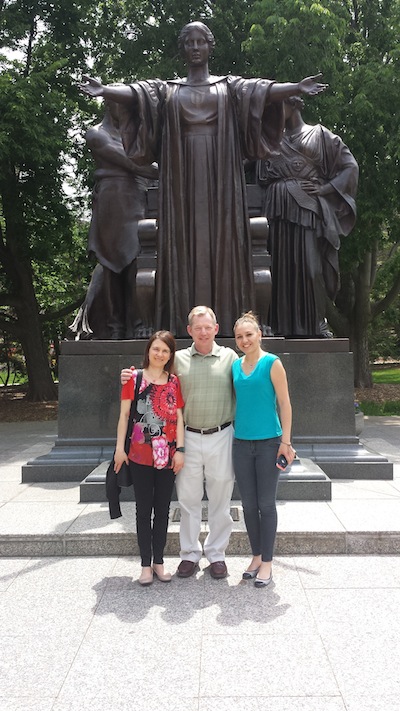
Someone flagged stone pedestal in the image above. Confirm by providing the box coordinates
[21,338,393,496]
[80,456,332,503]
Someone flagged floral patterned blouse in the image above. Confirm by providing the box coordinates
[121,372,184,470]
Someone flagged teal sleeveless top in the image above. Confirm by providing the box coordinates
[232,353,282,440]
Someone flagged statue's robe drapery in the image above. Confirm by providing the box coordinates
[87,169,146,274]
[70,126,148,340]
[259,124,358,337]
[119,76,284,336]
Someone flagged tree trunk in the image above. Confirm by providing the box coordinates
[16,288,58,402]
[1,171,58,401]
[350,253,373,388]
[351,325,373,388]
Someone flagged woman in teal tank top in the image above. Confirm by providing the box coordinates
[232,312,295,587]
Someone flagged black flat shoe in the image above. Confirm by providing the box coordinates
[242,566,260,580]
[254,573,272,588]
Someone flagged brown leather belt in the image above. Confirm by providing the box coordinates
[185,422,232,435]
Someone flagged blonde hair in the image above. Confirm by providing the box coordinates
[233,311,261,333]
[188,306,217,326]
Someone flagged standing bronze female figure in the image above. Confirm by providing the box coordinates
[80,22,327,336]
[259,96,358,338]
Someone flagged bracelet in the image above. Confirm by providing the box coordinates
[281,441,292,446]
[176,447,185,453]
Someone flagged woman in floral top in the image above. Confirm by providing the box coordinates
[114,331,185,585]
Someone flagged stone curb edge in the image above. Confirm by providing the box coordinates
[1,531,400,557]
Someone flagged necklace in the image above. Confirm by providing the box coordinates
[145,367,166,384]
[244,356,260,369]
[246,360,258,369]
[243,349,263,370]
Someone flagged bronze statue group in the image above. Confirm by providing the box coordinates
[78,22,358,587]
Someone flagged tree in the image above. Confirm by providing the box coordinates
[3,0,397,396]
[328,0,400,385]
[0,0,255,399]
[81,0,255,82]
[0,1,96,399]
[367,244,400,362]
[243,0,400,386]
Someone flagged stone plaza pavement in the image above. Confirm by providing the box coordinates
[0,417,400,710]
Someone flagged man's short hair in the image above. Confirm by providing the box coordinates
[188,306,217,326]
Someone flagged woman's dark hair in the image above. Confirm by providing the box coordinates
[178,21,215,54]
[142,331,176,374]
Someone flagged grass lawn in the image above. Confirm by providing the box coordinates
[372,367,400,384]
[359,365,400,415]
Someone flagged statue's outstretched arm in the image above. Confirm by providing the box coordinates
[270,74,328,101]
[78,75,135,106]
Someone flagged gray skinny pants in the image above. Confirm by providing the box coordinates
[232,437,281,562]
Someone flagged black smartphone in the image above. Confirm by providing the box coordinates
[276,454,288,470]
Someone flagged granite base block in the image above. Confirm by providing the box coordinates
[295,442,393,481]
[321,461,393,480]
[21,444,115,483]
[22,340,393,487]
[277,458,331,501]
[80,457,332,503]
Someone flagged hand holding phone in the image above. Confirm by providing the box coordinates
[276,454,288,471]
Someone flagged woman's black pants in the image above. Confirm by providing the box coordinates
[130,462,175,566]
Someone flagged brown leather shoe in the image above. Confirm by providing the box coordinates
[177,560,199,578]
[209,561,228,579]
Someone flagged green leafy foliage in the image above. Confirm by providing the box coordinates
[0,0,96,398]
[1,0,400,396]
[360,401,400,416]
[242,0,400,386]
